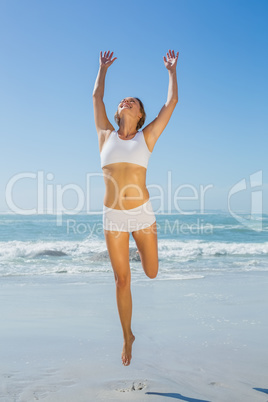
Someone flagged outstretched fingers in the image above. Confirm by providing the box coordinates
[166,49,178,59]
[99,50,117,67]
[163,49,179,70]
[166,49,173,59]
[103,50,114,59]
[109,51,117,63]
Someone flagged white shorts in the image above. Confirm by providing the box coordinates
[103,199,156,233]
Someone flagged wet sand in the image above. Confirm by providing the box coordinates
[1,272,267,401]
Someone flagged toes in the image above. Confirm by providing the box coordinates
[122,354,131,366]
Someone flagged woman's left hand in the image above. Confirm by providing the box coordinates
[163,49,179,71]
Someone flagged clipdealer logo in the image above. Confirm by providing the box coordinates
[5,169,265,232]
[4,170,214,226]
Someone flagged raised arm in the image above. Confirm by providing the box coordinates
[143,50,179,150]
[92,51,117,138]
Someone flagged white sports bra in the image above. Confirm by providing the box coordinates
[100,130,152,169]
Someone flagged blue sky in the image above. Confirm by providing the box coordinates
[1,0,267,214]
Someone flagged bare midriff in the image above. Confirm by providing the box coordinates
[102,163,149,210]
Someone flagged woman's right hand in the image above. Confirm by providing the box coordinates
[99,50,117,69]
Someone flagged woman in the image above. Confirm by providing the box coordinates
[93,49,178,366]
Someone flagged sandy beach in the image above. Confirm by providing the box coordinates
[2,0,268,399]
[1,271,267,402]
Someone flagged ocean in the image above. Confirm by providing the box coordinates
[0,212,268,283]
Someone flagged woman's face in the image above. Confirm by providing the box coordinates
[117,97,142,120]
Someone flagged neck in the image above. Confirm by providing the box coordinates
[118,117,138,138]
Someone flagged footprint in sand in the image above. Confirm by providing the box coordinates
[116,380,147,392]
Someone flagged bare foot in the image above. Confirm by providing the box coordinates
[122,334,135,366]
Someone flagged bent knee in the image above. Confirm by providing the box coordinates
[147,271,158,279]
[145,263,158,279]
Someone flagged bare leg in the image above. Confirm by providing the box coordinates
[114,270,135,365]
[104,230,135,366]
[132,222,158,279]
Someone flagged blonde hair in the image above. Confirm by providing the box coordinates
[114,98,146,130]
